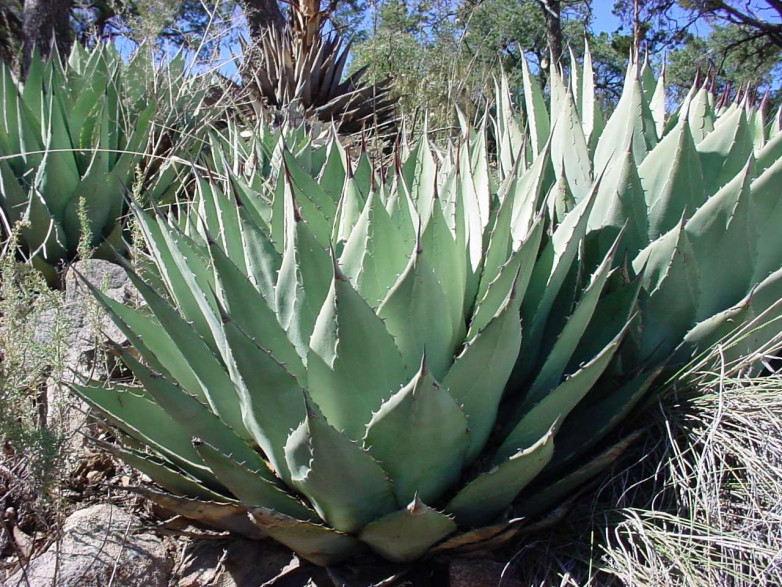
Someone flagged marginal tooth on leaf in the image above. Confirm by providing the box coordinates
[407,493,425,515]
[419,350,428,376]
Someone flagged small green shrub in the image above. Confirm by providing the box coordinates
[0,227,68,546]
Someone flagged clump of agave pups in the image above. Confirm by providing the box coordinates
[0,45,208,284]
[69,45,782,566]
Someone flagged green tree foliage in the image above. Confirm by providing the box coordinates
[74,1,239,51]
[667,24,782,104]
[351,0,781,126]
[673,1,781,105]
[0,1,239,67]
[350,0,472,130]
[0,0,22,64]
[610,1,781,107]
[680,0,782,47]
[611,0,693,52]
[351,0,632,129]
[0,1,778,127]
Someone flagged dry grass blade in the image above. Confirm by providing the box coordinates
[501,345,782,587]
[602,370,782,587]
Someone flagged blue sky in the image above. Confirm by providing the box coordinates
[590,0,782,37]
[591,0,622,34]
[113,1,655,78]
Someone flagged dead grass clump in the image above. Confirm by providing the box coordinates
[506,355,782,586]
[601,371,782,586]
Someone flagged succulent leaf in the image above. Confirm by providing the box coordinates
[594,62,657,171]
[193,440,316,520]
[71,383,217,483]
[751,157,782,282]
[445,428,555,528]
[523,237,620,405]
[677,266,782,365]
[135,486,266,540]
[284,398,397,534]
[333,171,367,246]
[358,498,457,563]
[120,352,264,476]
[218,314,307,483]
[378,238,458,380]
[282,149,336,245]
[275,207,333,358]
[307,265,407,440]
[547,368,663,475]
[550,89,592,201]
[422,197,468,339]
[444,286,522,466]
[589,146,648,257]
[649,61,666,139]
[639,117,705,240]
[401,135,438,225]
[633,223,700,362]
[121,264,248,437]
[521,55,550,157]
[516,432,644,520]
[103,442,227,502]
[236,206,281,305]
[364,360,469,505]
[684,159,757,320]
[248,508,363,567]
[697,107,753,196]
[339,191,411,308]
[513,187,597,385]
[209,241,306,382]
[498,327,626,463]
[469,213,544,338]
[685,87,716,144]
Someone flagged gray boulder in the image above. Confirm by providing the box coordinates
[176,538,301,587]
[60,258,137,381]
[39,259,137,442]
[6,504,170,587]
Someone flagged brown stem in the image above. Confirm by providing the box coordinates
[21,0,73,77]
[537,0,562,68]
[238,0,286,43]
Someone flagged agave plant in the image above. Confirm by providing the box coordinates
[69,46,782,567]
[0,45,207,283]
[564,47,782,368]
[236,20,397,137]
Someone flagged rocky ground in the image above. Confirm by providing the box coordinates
[3,501,518,586]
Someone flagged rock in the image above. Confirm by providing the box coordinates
[6,504,171,587]
[176,538,331,587]
[34,258,136,384]
[60,258,138,381]
[36,259,138,444]
[449,558,522,587]
[65,259,133,299]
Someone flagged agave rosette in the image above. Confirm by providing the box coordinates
[69,45,782,566]
[71,117,640,565]
[494,45,782,368]
[236,26,397,137]
[0,45,207,281]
